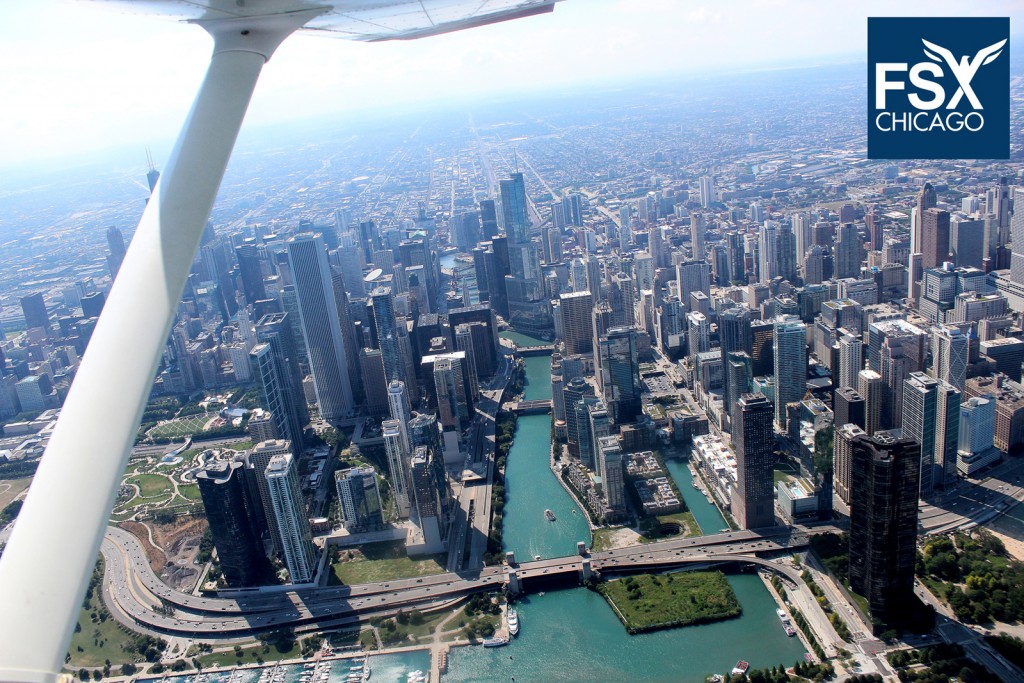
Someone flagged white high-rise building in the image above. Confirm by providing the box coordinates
[382,419,411,518]
[931,325,968,392]
[690,212,705,261]
[837,334,863,391]
[265,453,318,584]
[687,311,710,361]
[286,232,353,420]
[958,396,999,475]
[387,380,412,452]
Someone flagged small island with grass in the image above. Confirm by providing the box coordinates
[597,570,741,634]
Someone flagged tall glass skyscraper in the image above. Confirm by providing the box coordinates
[597,326,642,424]
[499,172,550,335]
[265,453,318,584]
[286,233,353,421]
[773,317,807,430]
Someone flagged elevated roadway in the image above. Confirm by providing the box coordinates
[101,524,837,638]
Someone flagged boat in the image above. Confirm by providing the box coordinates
[534,555,541,561]
[544,509,556,521]
[784,625,797,637]
[776,608,790,622]
[731,661,750,676]
[482,634,510,647]
[508,608,520,636]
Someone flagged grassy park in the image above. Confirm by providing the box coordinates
[598,570,741,634]
[328,541,447,585]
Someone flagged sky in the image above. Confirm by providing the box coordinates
[0,0,1020,172]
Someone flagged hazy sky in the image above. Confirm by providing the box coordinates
[0,0,1019,171]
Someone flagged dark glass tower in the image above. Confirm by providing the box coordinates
[235,244,267,305]
[597,326,642,424]
[733,393,775,529]
[196,459,265,587]
[849,431,920,623]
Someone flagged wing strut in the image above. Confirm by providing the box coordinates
[0,10,322,681]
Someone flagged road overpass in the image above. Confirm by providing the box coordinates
[507,399,552,414]
[100,524,838,638]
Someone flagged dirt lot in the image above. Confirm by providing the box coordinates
[119,515,208,591]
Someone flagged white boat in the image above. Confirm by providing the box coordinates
[508,608,520,636]
[482,634,510,647]
[544,509,556,521]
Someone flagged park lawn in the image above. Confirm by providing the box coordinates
[178,484,202,501]
[196,641,302,667]
[329,541,447,585]
[129,473,173,498]
[0,477,31,510]
[127,491,174,509]
[598,570,741,634]
[66,578,143,667]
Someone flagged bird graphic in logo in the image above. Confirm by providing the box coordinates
[921,38,1007,109]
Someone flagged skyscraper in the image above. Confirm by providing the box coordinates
[834,423,866,504]
[454,324,480,399]
[19,293,49,334]
[387,380,413,451]
[433,356,469,429]
[858,369,884,436]
[687,311,710,361]
[690,212,705,261]
[247,439,293,553]
[335,466,385,532]
[250,343,303,453]
[265,453,318,584]
[500,172,549,334]
[849,432,920,623]
[911,182,937,258]
[597,435,626,520]
[733,393,776,529]
[597,326,642,424]
[837,334,863,391]
[1010,187,1024,285]
[559,290,594,355]
[935,382,961,491]
[833,386,866,431]
[371,286,405,385]
[106,226,127,279]
[922,208,951,269]
[563,377,596,460]
[253,312,307,452]
[286,233,353,420]
[382,419,411,518]
[235,244,267,305]
[196,459,265,587]
[902,372,937,496]
[834,223,863,279]
[773,317,807,430]
[931,325,968,392]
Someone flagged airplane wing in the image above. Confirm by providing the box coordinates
[90,0,562,41]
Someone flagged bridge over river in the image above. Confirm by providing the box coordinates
[101,524,837,638]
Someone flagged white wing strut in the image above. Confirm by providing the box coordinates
[0,11,322,682]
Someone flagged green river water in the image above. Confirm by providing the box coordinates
[445,335,806,681]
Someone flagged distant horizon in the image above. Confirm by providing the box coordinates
[1,58,870,182]
[1,0,1021,174]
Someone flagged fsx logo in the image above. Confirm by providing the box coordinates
[868,17,1009,160]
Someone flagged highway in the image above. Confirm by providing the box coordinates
[918,457,1024,535]
[100,522,836,638]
